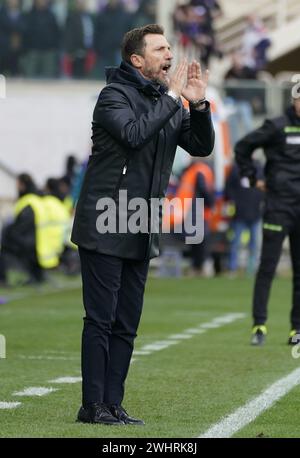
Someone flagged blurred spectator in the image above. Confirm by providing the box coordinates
[241,14,271,71]
[23,0,61,78]
[188,160,215,275]
[133,0,157,28]
[61,154,80,189]
[225,51,257,80]
[165,160,215,276]
[224,51,257,144]
[225,161,263,275]
[0,173,46,285]
[173,0,222,68]
[44,176,76,268]
[94,0,134,79]
[63,0,95,79]
[96,0,141,12]
[59,154,86,210]
[190,0,222,66]
[173,2,206,57]
[45,177,65,201]
[44,175,81,275]
[190,0,222,25]
[0,0,25,76]
[173,1,190,41]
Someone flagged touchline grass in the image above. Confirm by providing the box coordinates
[0,276,299,438]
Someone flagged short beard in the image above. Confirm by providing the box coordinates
[152,77,169,89]
[143,67,169,89]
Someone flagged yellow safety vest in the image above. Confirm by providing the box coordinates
[14,194,59,269]
[43,195,70,258]
[63,195,73,214]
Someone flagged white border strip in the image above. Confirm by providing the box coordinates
[199,367,300,438]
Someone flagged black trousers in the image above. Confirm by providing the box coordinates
[253,203,300,329]
[78,247,149,407]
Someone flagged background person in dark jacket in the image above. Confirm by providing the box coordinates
[63,0,95,79]
[93,0,134,79]
[0,173,44,285]
[72,24,215,425]
[23,0,60,78]
[225,160,263,275]
[235,94,300,346]
[0,0,25,76]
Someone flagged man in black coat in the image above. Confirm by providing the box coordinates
[235,94,300,346]
[72,24,215,425]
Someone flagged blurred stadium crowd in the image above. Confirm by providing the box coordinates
[0,0,157,79]
[0,0,271,79]
[173,1,271,71]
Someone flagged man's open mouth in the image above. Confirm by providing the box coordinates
[162,64,171,75]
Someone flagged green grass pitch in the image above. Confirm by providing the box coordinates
[0,275,299,438]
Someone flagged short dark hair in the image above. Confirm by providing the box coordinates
[17,173,38,195]
[121,24,164,64]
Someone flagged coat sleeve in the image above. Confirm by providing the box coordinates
[177,102,215,156]
[235,119,277,184]
[93,86,181,150]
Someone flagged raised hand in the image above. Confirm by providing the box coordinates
[181,60,209,102]
[168,60,188,98]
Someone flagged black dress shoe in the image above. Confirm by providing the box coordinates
[108,404,145,425]
[77,403,124,425]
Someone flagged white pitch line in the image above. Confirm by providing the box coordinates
[6,313,245,410]
[199,323,222,329]
[0,402,21,409]
[49,377,82,384]
[211,313,245,324]
[13,387,58,397]
[185,328,206,335]
[141,340,180,352]
[199,366,300,438]
[18,355,79,361]
[169,334,193,340]
[44,351,79,355]
[134,313,246,358]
